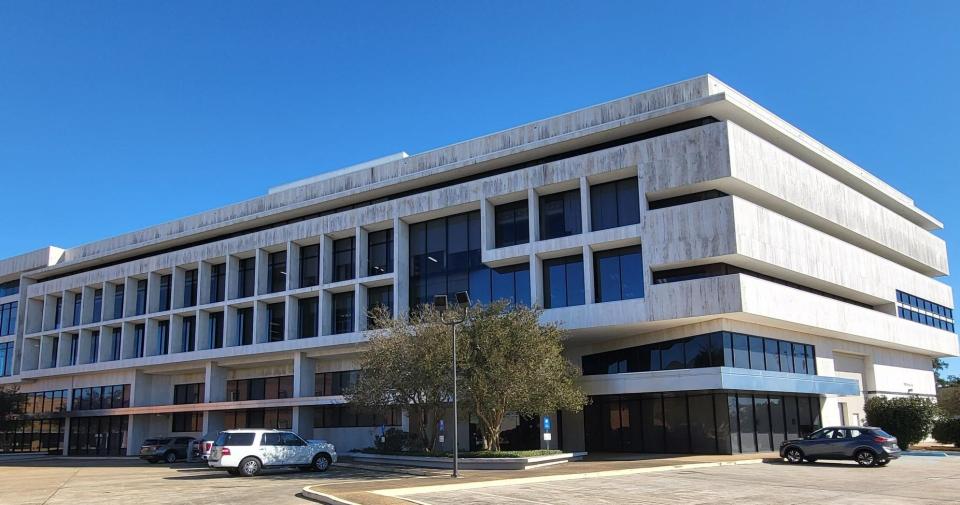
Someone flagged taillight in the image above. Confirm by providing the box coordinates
[873,436,890,443]
[221,447,231,455]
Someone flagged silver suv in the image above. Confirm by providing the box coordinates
[207,429,337,477]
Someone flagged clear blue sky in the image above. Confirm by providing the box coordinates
[2,1,959,371]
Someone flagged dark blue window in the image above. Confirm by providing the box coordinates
[408,211,486,309]
[543,255,585,308]
[594,246,644,302]
[539,189,582,240]
[590,177,640,231]
[495,200,529,248]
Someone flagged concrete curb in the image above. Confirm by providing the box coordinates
[301,487,363,505]
[902,451,950,457]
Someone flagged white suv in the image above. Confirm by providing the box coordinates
[207,429,337,477]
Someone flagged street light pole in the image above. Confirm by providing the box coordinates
[435,291,470,479]
[451,317,459,478]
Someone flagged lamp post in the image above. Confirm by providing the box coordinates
[434,291,470,479]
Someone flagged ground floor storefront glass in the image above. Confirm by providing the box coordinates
[69,415,128,456]
[469,413,544,452]
[0,418,65,454]
[584,391,822,454]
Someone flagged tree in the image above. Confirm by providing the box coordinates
[348,306,452,452]
[459,302,587,451]
[938,386,960,418]
[931,418,960,447]
[864,396,939,450]
[0,385,22,452]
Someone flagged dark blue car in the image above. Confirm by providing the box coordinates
[779,426,900,467]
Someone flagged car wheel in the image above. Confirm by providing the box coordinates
[784,447,804,464]
[164,451,178,464]
[312,453,332,472]
[855,449,877,467]
[238,457,262,477]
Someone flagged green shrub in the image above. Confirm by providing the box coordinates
[864,396,939,450]
[931,418,960,447]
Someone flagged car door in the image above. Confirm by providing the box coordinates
[821,429,853,457]
[802,428,836,457]
[280,432,311,464]
[259,433,283,466]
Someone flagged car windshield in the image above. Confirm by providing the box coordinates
[214,432,255,446]
[804,429,826,439]
[144,438,171,445]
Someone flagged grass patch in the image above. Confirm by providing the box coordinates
[357,448,563,458]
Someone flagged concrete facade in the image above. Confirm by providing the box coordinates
[0,75,955,456]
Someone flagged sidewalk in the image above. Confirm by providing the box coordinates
[302,452,778,505]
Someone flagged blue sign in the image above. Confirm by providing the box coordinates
[543,416,551,432]
[438,419,445,433]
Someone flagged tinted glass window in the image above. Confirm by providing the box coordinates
[764,338,780,372]
[590,177,640,231]
[494,200,529,248]
[332,291,354,334]
[748,336,764,370]
[267,251,287,293]
[298,297,319,338]
[299,244,320,287]
[238,258,255,298]
[367,229,394,276]
[333,237,356,282]
[216,432,255,446]
[539,189,582,240]
[594,246,644,302]
[543,255,584,308]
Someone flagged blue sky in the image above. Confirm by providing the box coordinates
[2,1,959,371]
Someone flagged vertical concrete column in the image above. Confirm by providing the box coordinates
[293,352,316,437]
[356,226,368,280]
[171,266,184,310]
[255,248,267,296]
[226,255,241,300]
[205,361,228,402]
[394,217,408,317]
[203,363,229,438]
[579,176,592,235]
[80,286,94,326]
[527,188,540,242]
[582,245,595,305]
[123,277,136,317]
[127,414,149,456]
[102,283,117,326]
[61,417,71,456]
[198,261,212,306]
[254,300,267,344]
[285,295,297,340]
[146,271,161,313]
[287,241,301,291]
[480,197,495,252]
[321,236,334,285]
[356,286,368,332]
[529,253,543,308]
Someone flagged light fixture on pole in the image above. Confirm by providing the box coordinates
[434,290,470,479]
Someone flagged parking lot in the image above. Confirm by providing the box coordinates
[402,456,960,505]
[0,458,409,505]
[2,455,959,505]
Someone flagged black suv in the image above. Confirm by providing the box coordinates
[139,437,196,463]
[780,426,900,467]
